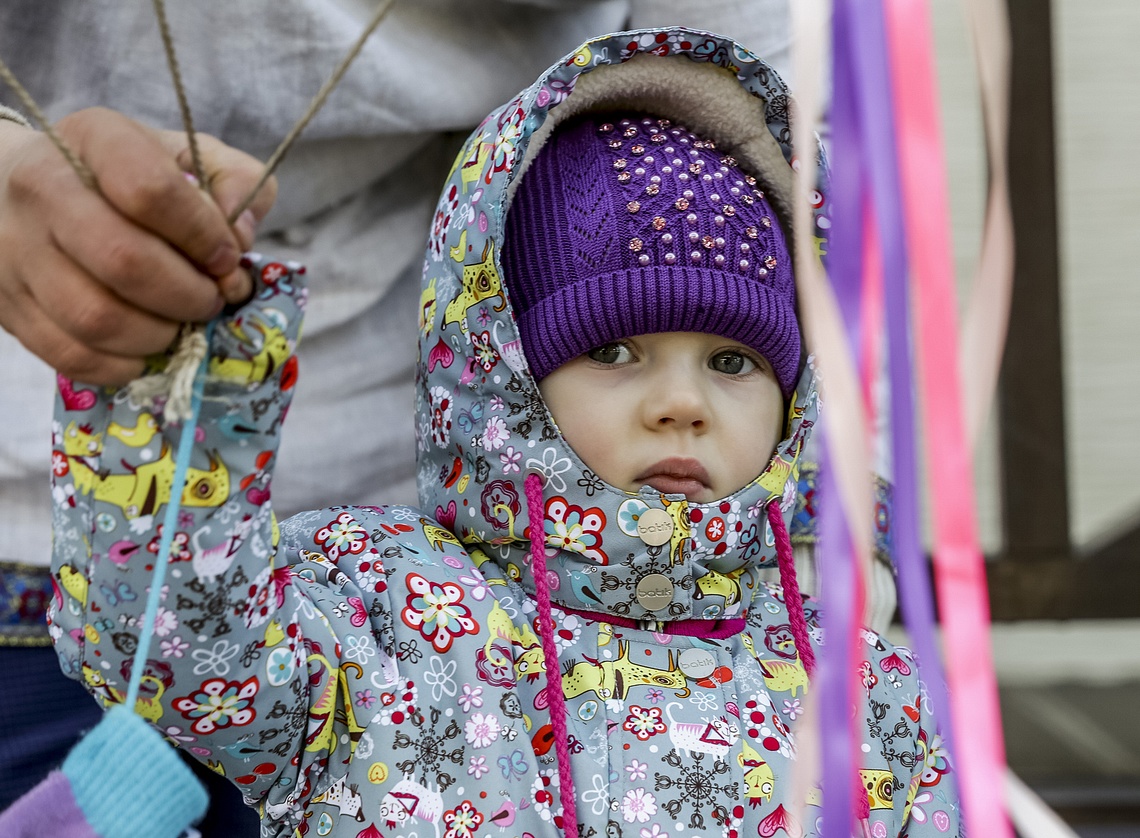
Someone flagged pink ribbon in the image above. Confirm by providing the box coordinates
[884,2,1013,835]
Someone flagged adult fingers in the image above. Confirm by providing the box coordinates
[158,130,279,303]
[170,131,278,245]
[57,108,245,284]
[26,243,183,360]
[7,109,229,323]
[33,171,227,324]
[0,283,147,386]
[0,120,200,381]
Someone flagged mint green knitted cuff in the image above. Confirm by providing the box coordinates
[62,706,208,838]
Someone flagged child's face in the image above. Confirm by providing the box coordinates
[539,332,784,503]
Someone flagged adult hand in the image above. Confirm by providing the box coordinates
[0,107,277,385]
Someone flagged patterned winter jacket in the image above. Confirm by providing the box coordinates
[49,27,960,838]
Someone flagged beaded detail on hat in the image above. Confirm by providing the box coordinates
[604,119,779,277]
[583,117,788,293]
[502,114,800,394]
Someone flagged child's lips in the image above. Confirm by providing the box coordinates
[640,475,707,497]
[635,457,711,498]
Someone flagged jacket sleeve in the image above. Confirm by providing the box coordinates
[47,257,382,827]
[896,694,963,836]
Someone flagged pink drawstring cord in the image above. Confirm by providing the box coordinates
[767,499,816,677]
[858,799,872,832]
[519,486,834,834]
[768,499,872,825]
[524,472,580,838]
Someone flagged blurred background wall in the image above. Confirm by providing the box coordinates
[933,3,1139,832]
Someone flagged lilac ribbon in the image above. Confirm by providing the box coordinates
[844,0,957,777]
[817,1,955,834]
[812,1,865,834]
[826,0,869,335]
[815,441,860,838]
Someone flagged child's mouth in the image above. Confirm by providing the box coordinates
[640,475,707,498]
[636,458,711,499]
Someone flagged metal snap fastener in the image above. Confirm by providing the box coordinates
[635,573,675,611]
[678,648,717,681]
[636,507,674,546]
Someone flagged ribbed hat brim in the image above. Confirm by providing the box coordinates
[517,265,801,395]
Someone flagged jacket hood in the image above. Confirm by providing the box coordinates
[416,28,828,623]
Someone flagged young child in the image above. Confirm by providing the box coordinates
[48,27,960,838]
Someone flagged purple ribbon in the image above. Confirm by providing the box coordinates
[816,1,955,834]
[815,441,860,838]
[844,0,956,778]
[813,2,865,836]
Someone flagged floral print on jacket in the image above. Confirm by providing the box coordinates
[50,27,960,838]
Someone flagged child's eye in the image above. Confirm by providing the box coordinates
[586,343,633,365]
[709,351,758,375]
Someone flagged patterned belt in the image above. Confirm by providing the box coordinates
[0,561,53,646]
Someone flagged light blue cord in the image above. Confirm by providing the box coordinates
[125,322,215,711]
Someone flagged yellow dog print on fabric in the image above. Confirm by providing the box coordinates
[86,444,229,519]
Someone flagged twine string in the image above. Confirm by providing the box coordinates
[151,0,207,188]
[150,0,397,416]
[227,0,397,224]
[0,0,398,230]
[0,56,96,189]
[141,0,212,422]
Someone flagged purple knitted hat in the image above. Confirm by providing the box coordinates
[502,113,800,396]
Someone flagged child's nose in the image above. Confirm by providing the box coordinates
[644,373,709,431]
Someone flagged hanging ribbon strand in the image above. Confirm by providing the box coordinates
[815,3,870,835]
[883,0,1014,835]
[848,6,960,833]
[788,1,878,834]
[794,0,1015,834]
[958,0,1014,445]
[836,2,960,837]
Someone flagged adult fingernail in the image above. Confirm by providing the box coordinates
[233,209,259,251]
[218,268,253,306]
